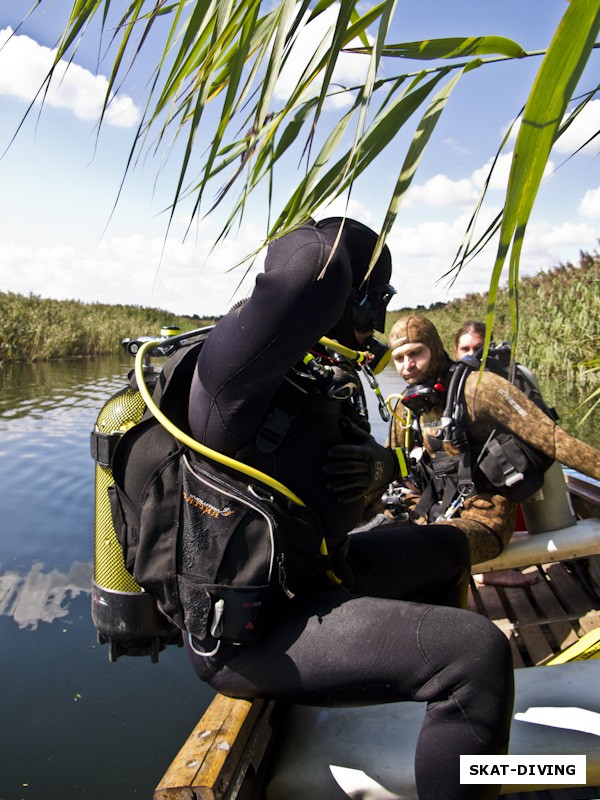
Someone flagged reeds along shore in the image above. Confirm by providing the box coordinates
[385,252,599,383]
[0,252,598,382]
[0,294,214,363]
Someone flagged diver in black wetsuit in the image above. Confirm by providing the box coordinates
[187,217,514,800]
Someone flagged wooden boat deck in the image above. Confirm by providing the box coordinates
[155,472,600,800]
[468,555,600,668]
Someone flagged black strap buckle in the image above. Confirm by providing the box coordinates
[90,429,121,467]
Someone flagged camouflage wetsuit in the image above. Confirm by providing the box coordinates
[388,316,600,565]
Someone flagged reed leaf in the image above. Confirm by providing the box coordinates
[367,61,478,281]
[10,0,600,380]
[485,0,600,354]
[365,35,526,60]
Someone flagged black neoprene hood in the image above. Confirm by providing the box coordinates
[315,217,392,289]
[316,217,394,340]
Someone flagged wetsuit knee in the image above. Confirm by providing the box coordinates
[417,605,514,748]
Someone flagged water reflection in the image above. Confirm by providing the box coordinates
[0,560,92,629]
[0,354,211,800]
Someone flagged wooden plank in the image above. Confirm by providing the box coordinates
[474,556,600,665]
[469,552,600,666]
[543,562,597,616]
[587,554,600,587]
[223,699,282,800]
[500,586,554,665]
[525,571,580,654]
[154,695,269,800]
[565,559,600,605]
[469,580,526,668]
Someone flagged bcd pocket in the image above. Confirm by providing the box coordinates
[177,454,281,643]
[111,432,325,646]
[478,433,549,503]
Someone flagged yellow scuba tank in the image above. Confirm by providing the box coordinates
[90,332,181,662]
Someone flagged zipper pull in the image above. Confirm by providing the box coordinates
[279,555,295,599]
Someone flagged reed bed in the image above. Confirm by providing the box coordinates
[386,252,599,384]
[0,293,214,363]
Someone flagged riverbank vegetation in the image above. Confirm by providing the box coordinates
[1,251,598,383]
[0,293,214,363]
[386,251,599,383]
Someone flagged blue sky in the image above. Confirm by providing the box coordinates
[0,0,599,318]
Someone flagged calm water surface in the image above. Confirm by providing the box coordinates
[0,356,597,800]
[0,356,213,800]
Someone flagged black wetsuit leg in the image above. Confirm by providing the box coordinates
[347,520,471,608]
[186,523,514,800]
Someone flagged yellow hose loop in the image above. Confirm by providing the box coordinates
[135,339,341,583]
[387,393,411,425]
[135,340,305,506]
[318,336,368,364]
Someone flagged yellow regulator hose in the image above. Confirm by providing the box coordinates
[135,339,341,584]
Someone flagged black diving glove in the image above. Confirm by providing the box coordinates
[324,418,400,504]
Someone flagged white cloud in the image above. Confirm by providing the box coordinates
[471,153,513,192]
[578,186,600,219]
[520,220,597,267]
[405,174,478,208]
[405,150,555,211]
[382,209,597,310]
[314,195,375,226]
[0,224,264,317]
[274,7,371,110]
[384,212,497,307]
[0,27,140,127]
[553,99,600,156]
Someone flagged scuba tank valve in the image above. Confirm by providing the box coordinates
[318,336,390,421]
